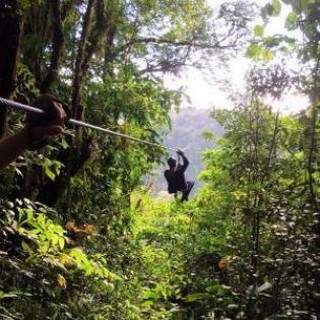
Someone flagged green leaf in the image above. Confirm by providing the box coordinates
[21,241,33,254]
[202,131,215,141]
[44,164,56,181]
[60,137,69,149]
[246,44,273,61]
[246,43,261,58]
[58,237,65,250]
[285,12,298,30]
[258,282,272,293]
[261,1,281,18]
[0,290,32,300]
[0,291,18,300]
[184,292,211,302]
[272,0,281,16]
[254,25,264,37]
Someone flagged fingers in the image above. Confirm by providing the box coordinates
[176,149,184,155]
[52,101,67,126]
[45,125,63,136]
[29,95,68,127]
[31,125,63,141]
[26,96,68,150]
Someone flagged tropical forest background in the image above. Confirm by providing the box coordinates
[0,0,320,319]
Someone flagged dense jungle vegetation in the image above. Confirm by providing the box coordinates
[1,0,320,319]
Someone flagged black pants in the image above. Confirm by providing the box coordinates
[180,181,195,202]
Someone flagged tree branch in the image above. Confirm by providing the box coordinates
[40,0,64,93]
[71,0,96,119]
[81,0,106,75]
[119,36,235,52]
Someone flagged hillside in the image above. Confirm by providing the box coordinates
[149,107,224,195]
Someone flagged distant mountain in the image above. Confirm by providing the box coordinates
[149,107,224,195]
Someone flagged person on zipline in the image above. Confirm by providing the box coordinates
[164,150,194,202]
[0,95,68,171]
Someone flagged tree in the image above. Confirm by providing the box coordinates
[0,0,255,208]
[0,1,255,319]
[0,0,20,137]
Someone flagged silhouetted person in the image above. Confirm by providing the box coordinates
[164,150,194,202]
[0,94,68,171]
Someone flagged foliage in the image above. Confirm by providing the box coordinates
[0,199,120,319]
[130,98,320,319]
[0,0,254,319]
[1,0,319,319]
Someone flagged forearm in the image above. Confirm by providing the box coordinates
[182,154,189,167]
[0,128,31,171]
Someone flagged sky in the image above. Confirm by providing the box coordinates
[163,0,310,114]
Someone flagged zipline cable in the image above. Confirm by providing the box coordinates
[0,97,178,152]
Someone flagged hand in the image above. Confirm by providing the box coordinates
[0,97,68,169]
[47,100,67,127]
[29,101,66,141]
[177,149,184,156]
[26,95,69,150]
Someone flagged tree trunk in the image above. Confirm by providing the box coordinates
[40,0,64,93]
[0,0,20,138]
[71,0,95,119]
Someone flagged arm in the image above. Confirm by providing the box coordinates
[0,128,31,171]
[0,97,67,171]
[177,150,189,172]
[0,125,63,171]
